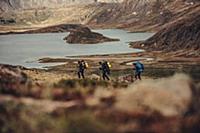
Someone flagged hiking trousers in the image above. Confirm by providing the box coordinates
[78,70,85,79]
[102,71,110,80]
[135,71,141,80]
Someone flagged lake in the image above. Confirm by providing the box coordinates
[0,29,154,68]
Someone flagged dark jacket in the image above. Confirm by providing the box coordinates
[78,62,85,72]
[99,62,108,72]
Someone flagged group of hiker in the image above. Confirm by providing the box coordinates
[77,60,144,81]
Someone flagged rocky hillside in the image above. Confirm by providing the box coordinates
[0,0,199,31]
[87,0,200,31]
[0,0,123,11]
[0,0,123,27]
[0,0,95,11]
[131,4,200,56]
[1,0,200,32]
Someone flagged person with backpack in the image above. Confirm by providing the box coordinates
[103,60,111,75]
[99,61,110,80]
[77,60,87,79]
[133,61,144,80]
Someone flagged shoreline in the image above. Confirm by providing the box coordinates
[26,51,200,82]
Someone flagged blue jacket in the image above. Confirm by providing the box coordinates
[134,62,144,72]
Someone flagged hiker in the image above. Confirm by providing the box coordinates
[77,60,87,79]
[99,61,110,80]
[133,61,144,80]
[103,60,111,75]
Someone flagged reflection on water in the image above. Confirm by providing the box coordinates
[0,29,154,68]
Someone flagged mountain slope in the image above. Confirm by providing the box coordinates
[0,0,200,33]
[0,0,95,11]
[131,4,200,56]
[86,0,200,31]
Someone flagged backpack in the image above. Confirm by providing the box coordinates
[141,63,144,71]
[83,62,89,69]
[107,62,111,68]
[137,62,144,72]
[104,61,111,69]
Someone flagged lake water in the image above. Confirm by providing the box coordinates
[0,29,154,68]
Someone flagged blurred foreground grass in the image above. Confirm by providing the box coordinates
[0,101,113,133]
[1,64,200,133]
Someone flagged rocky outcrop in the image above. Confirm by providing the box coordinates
[131,4,200,56]
[63,26,119,44]
[0,17,15,24]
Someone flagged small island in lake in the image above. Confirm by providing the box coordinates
[63,26,119,44]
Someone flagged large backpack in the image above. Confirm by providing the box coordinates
[137,62,144,72]
[104,61,111,75]
[104,61,111,69]
[83,61,88,69]
[85,62,89,68]
[141,63,144,71]
[107,62,111,68]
